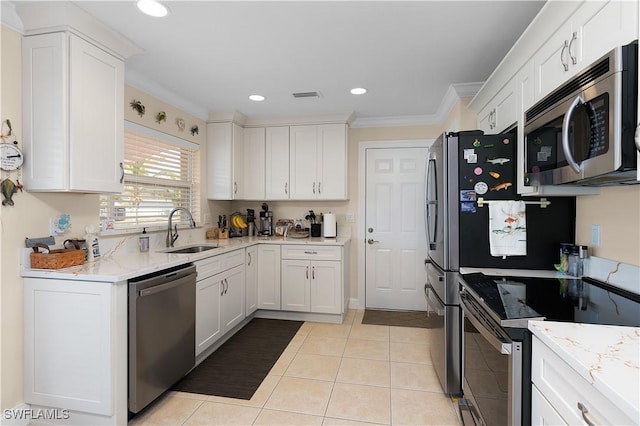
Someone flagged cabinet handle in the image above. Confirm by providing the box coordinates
[561,39,569,71]
[247,252,252,266]
[234,182,237,194]
[577,402,597,426]
[220,280,224,296]
[119,162,124,184]
[303,251,318,255]
[285,182,288,194]
[224,278,229,295]
[312,266,315,280]
[568,31,577,65]
[313,182,316,194]
[306,266,309,279]
[318,182,321,194]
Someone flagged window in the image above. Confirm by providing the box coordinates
[100,122,200,230]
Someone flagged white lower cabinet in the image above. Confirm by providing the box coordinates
[195,249,245,357]
[531,335,634,425]
[532,384,568,426]
[257,245,281,310]
[23,278,127,424]
[281,245,343,314]
[245,245,258,316]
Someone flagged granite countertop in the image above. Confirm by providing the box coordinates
[529,320,640,423]
[21,235,350,283]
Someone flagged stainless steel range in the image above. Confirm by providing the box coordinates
[458,272,640,426]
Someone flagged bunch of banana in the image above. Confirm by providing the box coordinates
[231,213,248,229]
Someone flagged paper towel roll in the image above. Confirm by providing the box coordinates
[323,213,337,238]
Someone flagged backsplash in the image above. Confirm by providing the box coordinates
[586,256,640,296]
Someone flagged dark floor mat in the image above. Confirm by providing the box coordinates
[362,309,443,328]
[171,318,302,400]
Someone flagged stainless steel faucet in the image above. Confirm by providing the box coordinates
[166,207,196,247]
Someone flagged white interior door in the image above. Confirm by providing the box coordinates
[365,147,428,311]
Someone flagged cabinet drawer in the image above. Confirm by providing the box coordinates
[195,249,244,280]
[281,245,341,261]
[532,336,634,426]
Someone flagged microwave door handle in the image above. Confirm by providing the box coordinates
[562,95,584,174]
[634,122,640,152]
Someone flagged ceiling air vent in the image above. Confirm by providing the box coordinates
[292,91,321,98]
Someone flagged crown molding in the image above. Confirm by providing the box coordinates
[1,2,24,33]
[351,82,482,128]
[15,1,142,60]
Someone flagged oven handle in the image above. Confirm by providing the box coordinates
[460,293,512,354]
[424,283,445,316]
[561,94,584,174]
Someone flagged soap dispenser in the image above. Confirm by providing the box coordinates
[139,227,149,252]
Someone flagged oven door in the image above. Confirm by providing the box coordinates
[459,292,523,426]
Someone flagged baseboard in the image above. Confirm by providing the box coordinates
[349,297,364,309]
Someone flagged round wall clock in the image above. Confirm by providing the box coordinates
[0,144,24,170]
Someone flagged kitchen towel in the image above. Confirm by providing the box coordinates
[488,200,527,257]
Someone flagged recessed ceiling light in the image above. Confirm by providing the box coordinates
[136,0,168,17]
[350,87,367,95]
[249,94,265,102]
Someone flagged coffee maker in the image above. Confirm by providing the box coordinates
[259,203,273,236]
[246,209,256,236]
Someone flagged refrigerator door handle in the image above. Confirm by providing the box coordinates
[425,153,438,250]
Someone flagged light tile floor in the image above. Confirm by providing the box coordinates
[129,310,461,426]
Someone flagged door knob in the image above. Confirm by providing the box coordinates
[367,239,379,245]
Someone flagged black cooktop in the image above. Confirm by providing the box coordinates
[460,273,640,328]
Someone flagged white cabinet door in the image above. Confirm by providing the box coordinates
[23,278,116,415]
[257,245,281,310]
[310,261,342,314]
[207,122,243,200]
[265,126,290,199]
[477,103,494,134]
[532,384,568,426]
[242,127,265,200]
[196,275,222,356]
[281,259,311,312]
[221,265,245,331]
[245,246,258,316]
[69,35,124,193]
[533,19,575,102]
[317,124,348,199]
[493,78,517,133]
[289,125,318,199]
[575,0,638,70]
[22,32,124,193]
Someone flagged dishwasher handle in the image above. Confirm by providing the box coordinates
[139,277,192,297]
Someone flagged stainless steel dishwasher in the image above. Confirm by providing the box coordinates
[128,263,196,414]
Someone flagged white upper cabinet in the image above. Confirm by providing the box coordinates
[22,32,124,193]
[265,126,290,200]
[241,127,266,200]
[207,122,244,200]
[477,76,517,135]
[533,0,638,102]
[289,124,348,200]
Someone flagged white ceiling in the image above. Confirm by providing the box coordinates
[69,1,545,125]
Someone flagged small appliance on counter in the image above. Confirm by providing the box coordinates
[259,203,273,236]
[323,212,337,238]
[246,209,256,236]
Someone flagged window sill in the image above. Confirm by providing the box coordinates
[99,223,204,238]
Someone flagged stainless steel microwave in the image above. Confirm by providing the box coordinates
[524,41,638,186]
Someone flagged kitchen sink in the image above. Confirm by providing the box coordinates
[164,245,219,254]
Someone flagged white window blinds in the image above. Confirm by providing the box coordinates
[100,123,200,229]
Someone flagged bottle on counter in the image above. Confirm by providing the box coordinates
[84,225,101,261]
[139,227,149,252]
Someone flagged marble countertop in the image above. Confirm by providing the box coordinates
[529,320,640,423]
[21,235,350,283]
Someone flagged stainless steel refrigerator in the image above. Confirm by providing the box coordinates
[424,131,576,396]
